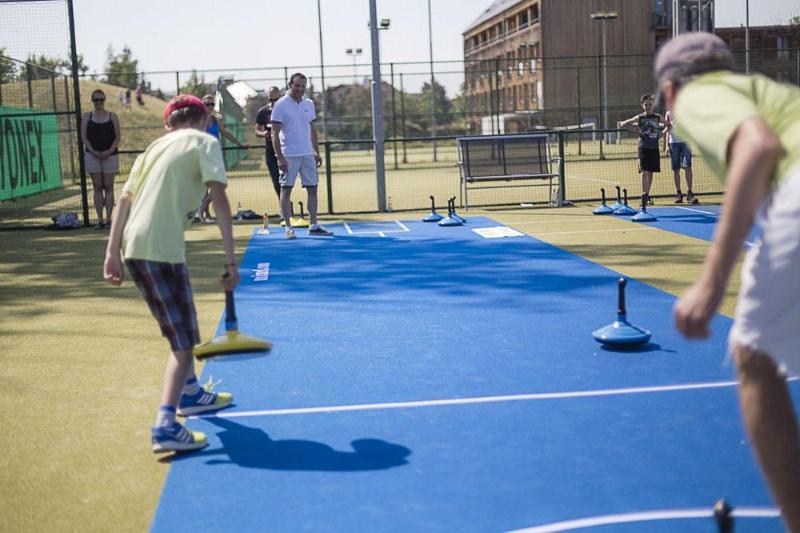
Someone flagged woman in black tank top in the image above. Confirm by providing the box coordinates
[81,89,121,229]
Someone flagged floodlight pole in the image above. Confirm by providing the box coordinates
[590,11,617,145]
[428,0,437,161]
[369,0,387,212]
[67,0,89,226]
[316,0,329,140]
[745,0,750,74]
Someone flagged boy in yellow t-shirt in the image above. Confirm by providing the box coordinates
[656,33,800,530]
[103,95,241,453]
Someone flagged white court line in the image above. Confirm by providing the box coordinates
[526,227,658,236]
[508,507,780,532]
[195,380,743,420]
[342,220,409,236]
[676,206,719,216]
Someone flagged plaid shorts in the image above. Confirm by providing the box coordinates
[125,259,200,352]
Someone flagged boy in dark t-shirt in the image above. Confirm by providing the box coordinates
[619,94,665,204]
[255,86,283,200]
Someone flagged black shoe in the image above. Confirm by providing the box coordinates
[687,192,699,205]
[309,225,334,237]
[674,193,683,204]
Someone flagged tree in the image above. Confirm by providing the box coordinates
[18,53,89,80]
[105,45,139,88]
[791,14,800,25]
[0,47,16,82]
[180,70,210,97]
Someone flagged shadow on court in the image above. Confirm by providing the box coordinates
[161,417,412,472]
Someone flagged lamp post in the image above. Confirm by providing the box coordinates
[590,10,618,144]
[316,0,328,141]
[745,0,750,74]
[427,0,437,161]
[346,48,363,84]
[368,0,387,212]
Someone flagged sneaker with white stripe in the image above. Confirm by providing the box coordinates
[177,378,233,416]
[151,422,208,453]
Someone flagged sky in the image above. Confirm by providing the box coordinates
[2,0,798,96]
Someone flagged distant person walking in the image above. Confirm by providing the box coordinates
[271,73,332,239]
[255,86,283,201]
[136,84,145,107]
[81,89,121,229]
[124,88,132,111]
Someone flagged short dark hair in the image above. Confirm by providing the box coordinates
[91,89,105,100]
[289,73,307,85]
[166,105,206,128]
[640,93,654,104]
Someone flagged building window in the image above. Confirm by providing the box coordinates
[532,3,539,21]
[777,36,789,59]
[520,10,528,26]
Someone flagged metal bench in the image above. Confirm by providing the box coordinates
[456,133,562,209]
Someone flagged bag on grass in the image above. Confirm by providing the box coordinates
[49,212,81,230]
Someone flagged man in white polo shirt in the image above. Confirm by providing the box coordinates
[271,72,333,239]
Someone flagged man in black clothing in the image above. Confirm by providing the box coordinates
[255,86,283,200]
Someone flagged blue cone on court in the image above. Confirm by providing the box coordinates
[613,188,637,216]
[593,187,614,215]
[423,195,444,222]
[592,278,651,347]
[631,195,657,222]
[610,185,625,211]
[448,196,467,224]
[438,215,463,227]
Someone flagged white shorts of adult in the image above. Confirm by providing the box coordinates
[728,166,800,375]
[280,155,318,188]
[84,151,120,174]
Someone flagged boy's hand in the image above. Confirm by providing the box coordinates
[314,153,323,167]
[104,253,124,286]
[277,155,287,172]
[674,277,724,339]
[221,265,240,291]
[665,146,671,156]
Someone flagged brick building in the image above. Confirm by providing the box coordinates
[463,0,674,133]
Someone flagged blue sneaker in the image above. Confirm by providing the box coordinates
[176,377,233,416]
[151,422,207,453]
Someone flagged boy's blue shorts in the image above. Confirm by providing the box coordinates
[670,142,692,170]
[125,259,200,352]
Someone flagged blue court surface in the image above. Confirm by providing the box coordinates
[152,217,792,532]
[629,204,760,246]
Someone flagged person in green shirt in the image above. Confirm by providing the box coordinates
[103,95,241,454]
[657,33,800,531]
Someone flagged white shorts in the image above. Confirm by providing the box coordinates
[84,151,119,175]
[728,167,800,375]
[280,155,318,188]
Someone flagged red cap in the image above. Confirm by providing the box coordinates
[163,94,207,126]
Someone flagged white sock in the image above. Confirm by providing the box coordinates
[310,224,319,230]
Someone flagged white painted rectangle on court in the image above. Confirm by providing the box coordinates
[252,262,270,282]
[472,226,524,239]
